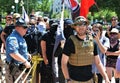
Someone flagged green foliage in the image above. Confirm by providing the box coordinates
[88,9,117,22]
[95,0,120,19]
[0,0,51,16]
[0,0,120,21]
[51,9,71,19]
[36,0,51,13]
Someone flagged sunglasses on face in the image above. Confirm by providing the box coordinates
[111,19,117,21]
[23,26,28,29]
[110,33,118,35]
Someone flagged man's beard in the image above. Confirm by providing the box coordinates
[110,36,118,44]
[78,31,86,36]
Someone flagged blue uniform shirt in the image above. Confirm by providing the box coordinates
[6,30,28,64]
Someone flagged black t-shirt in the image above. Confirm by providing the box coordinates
[40,32,56,65]
[62,35,98,81]
[106,40,119,59]
[3,24,15,39]
[24,25,41,54]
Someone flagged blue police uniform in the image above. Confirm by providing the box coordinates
[6,30,28,64]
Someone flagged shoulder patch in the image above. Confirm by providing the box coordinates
[13,40,17,45]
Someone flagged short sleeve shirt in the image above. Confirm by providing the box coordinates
[3,24,15,39]
[92,36,110,73]
[62,35,98,81]
[6,30,28,64]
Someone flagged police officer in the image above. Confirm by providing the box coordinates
[5,18,31,83]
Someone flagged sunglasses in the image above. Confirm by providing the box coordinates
[111,19,117,21]
[23,26,28,29]
[110,33,118,35]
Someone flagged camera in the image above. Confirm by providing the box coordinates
[92,33,96,37]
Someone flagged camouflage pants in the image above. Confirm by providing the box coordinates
[5,63,25,83]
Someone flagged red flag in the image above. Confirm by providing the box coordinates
[70,0,78,8]
[80,0,95,18]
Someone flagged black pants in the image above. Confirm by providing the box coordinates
[40,63,55,83]
[58,66,65,83]
[97,74,103,83]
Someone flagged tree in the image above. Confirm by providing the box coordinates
[0,0,51,16]
[95,0,120,19]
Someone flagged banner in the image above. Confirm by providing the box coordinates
[22,6,29,23]
[80,0,95,18]
[64,0,80,20]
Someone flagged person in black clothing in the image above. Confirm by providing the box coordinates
[56,19,74,83]
[40,22,58,83]
[105,28,120,83]
[64,19,74,40]
[24,18,41,54]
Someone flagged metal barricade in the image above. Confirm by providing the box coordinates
[14,54,43,83]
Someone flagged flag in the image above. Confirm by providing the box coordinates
[80,0,95,18]
[52,2,65,58]
[64,0,80,20]
[52,2,66,81]
[22,6,29,23]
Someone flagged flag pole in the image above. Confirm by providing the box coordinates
[52,1,65,83]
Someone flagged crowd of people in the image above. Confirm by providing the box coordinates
[0,11,120,83]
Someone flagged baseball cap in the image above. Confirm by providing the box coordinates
[64,19,73,25]
[71,16,89,27]
[6,15,13,19]
[13,13,20,19]
[110,28,119,33]
[15,18,28,28]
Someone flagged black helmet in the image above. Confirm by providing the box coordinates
[50,22,58,34]
[64,19,73,25]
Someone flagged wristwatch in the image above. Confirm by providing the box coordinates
[65,78,71,82]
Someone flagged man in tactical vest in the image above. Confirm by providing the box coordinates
[61,16,110,83]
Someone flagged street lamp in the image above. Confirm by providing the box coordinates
[14,0,19,13]
[11,5,15,13]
